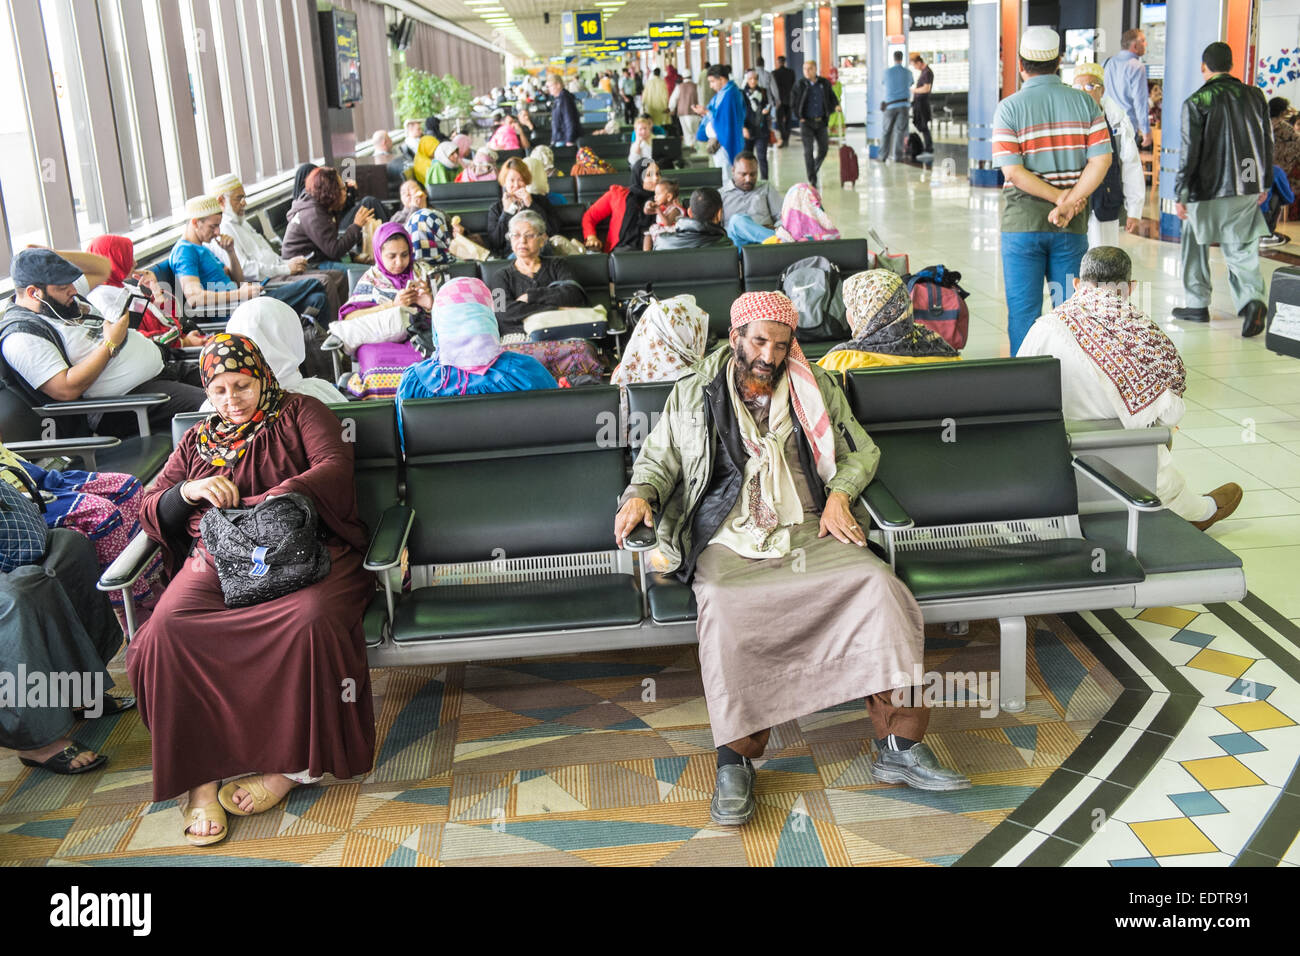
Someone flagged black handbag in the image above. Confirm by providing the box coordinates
[199,492,330,608]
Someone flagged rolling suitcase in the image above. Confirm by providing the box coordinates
[1265,266,1300,359]
[839,144,859,187]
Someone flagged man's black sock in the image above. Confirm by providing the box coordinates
[880,734,920,752]
[717,745,747,768]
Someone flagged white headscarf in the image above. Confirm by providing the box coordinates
[226,298,347,404]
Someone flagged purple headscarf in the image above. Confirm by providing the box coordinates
[372,221,416,287]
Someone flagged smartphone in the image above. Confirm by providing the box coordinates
[125,293,151,328]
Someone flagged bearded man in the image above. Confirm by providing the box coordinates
[614,291,969,827]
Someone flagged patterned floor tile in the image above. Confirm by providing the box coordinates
[1129,818,1219,857]
[1179,756,1268,791]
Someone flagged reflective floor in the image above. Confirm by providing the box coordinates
[0,128,1296,866]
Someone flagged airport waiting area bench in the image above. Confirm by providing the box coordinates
[98,358,1246,712]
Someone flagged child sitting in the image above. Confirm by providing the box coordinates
[643,178,685,251]
[628,115,655,165]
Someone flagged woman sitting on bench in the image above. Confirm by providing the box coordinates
[582,158,661,253]
[127,333,376,847]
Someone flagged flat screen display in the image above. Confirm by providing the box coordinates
[319,9,362,109]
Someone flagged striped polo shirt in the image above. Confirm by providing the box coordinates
[993,75,1111,233]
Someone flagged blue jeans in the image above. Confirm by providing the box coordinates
[727,215,776,246]
[1001,230,1089,355]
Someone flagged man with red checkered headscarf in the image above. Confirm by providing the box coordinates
[615,291,969,827]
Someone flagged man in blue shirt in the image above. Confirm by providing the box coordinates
[171,195,327,329]
[1103,29,1151,150]
[881,51,913,162]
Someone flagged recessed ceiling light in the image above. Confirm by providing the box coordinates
[698,2,728,6]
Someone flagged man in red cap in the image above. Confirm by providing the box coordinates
[615,291,969,827]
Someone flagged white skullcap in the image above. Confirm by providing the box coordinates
[185,195,223,219]
[1020,26,1060,62]
[206,173,243,197]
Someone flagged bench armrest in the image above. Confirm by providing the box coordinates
[364,504,414,572]
[97,530,163,641]
[6,435,122,457]
[33,393,169,438]
[1072,455,1162,511]
[1073,454,1161,557]
[860,479,914,530]
[621,523,657,552]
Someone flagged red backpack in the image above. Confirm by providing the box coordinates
[905,265,970,351]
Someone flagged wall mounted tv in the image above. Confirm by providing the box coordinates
[319,8,362,109]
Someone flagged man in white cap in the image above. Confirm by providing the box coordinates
[1071,61,1146,247]
[992,25,1112,355]
[207,174,346,331]
[169,195,329,349]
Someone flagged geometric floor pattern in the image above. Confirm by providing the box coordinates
[0,615,1118,867]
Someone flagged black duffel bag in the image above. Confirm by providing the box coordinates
[199,492,330,608]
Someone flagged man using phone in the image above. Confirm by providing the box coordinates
[0,249,205,437]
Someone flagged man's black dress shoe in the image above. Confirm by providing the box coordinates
[1171,307,1210,323]
[1239,300,1267,338]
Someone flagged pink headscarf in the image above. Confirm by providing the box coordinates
[729,291,837,483]
[776,183,841,243]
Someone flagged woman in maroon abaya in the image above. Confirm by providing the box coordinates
[126,333,375,847]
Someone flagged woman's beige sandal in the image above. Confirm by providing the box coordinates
[217,774,288,816]
[185,802,228,847]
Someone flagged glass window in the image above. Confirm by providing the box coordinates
[98,0,150,224]
[0,0,47,249]
[141,0,185,214]
[177,0,216,185]
[40,0,106,239]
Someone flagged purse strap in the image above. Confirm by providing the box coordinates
[3,464,46,514]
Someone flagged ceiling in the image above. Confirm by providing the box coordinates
[410,0,778,61]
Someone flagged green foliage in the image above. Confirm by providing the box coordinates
[392,69,476,122]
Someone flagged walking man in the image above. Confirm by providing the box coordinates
[772,56,797,146]
[1104,29,1152,150]
[1172,42,1273,337]
[909,53,935,155]
[791,61,838,187]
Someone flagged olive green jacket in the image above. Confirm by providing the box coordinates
[626,343,881,573]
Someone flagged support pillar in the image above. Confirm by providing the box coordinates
[968,0,1001,186]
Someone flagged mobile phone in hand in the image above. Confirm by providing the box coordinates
[125,294,151,328]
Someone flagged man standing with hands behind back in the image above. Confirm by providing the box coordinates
[992,26,1112,356]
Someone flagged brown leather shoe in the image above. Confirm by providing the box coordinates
[1190,483,1243,531]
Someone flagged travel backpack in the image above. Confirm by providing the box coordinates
[905,132,925,162]
[780,256,850,342]
[905,265,970,351]
[839,144,859,187]
[1090,122,1124,222]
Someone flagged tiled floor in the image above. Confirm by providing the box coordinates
[1,127,1297,867]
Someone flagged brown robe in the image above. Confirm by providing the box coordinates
[126,394,376,800]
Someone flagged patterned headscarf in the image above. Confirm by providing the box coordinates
[776,183,840,243]
[194,333,286,466]
[610,295,708,386]
[406,208,454,265]
[434,139,462,170]
[835,270,957,357]
[431,277,504,388]
[730,292,837,483]
[571,147,615,176]
[1052,283,1187,417]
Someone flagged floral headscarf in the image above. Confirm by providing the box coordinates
[530,145,559,177]
[610,295,708,386]
[834,270,957,358]
[571,146,615,176]
[776,183,840,242]
[194,333,286,466]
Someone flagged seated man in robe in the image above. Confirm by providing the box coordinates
[1018,246,1242,531]
[614,291,970,827]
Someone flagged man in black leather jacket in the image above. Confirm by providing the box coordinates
[1172,42,1273,337]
